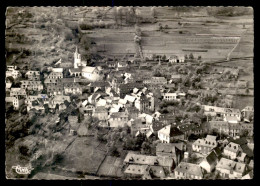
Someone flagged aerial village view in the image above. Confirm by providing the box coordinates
[5,7,254,180]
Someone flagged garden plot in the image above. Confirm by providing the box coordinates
[57,137,107,174]
[97,156,124,178]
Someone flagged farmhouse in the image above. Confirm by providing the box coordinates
[174,162,204,179]
[192,135,218,155]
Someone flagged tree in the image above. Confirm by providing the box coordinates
[240,129,249,137]
[141,141,152,155]
[189,53,194,60]
[108,145,120,157]
[162,55,166,61]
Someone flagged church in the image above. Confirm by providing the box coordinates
[69,47,103,81]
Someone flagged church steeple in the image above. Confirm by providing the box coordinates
[74,46,81,68]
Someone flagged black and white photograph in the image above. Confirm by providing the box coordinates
[5,6,254,180]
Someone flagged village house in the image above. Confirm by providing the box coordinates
[108,112,129,128]
[130,118,150,137]
[134,94,155,113]
[223,142,242,160]
[174,162,204,179]
[171,74,182,82]
[202,105,241,121]
[199,150,219,173]
[25,71,40,81]
[80,103,94,116]
[123,152,174,173]
[216,158,247,179]
[124,164,150,179]
[25,94,49,111]
[241,106,254,122]
[125,106,139,120]
[156,143,183,168]
[178,123,204,140]
[48,95,71,109]
[158,114,176,125]
[6,96,24,110]
[158,125,185,143]
[143,77,167,85]
[6,67,21,79]
[90,81,110,93]
[48,71,63,79]
[192,135,218,155]
[44,78,63,96]
[168,55,185,63]
[20,81,43,91]
[6,82,12,92]
[161,92,186,101]
[118,83,144,98]
[63,82,82,95]
[242,170,253,180]
[92,106,108,121]
[10,88,26,97]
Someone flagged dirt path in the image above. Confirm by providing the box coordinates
[226,28,248,61]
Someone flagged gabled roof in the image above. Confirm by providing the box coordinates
[109,112,128,118]
[149,165,166,178]
[25,71,40,75]
[204,151,218,165]
[224,142,240,153]
[156,143,177,155]
[124,164,149,175]
[206,135,217,141]
[82,66,97,73]
[152,121,167,132]
[216,158,236,171]
[175,162,203,177]
[94,106,107,113]
[233,162,246,174]
[158,125,171,136]
[240,144,253,158]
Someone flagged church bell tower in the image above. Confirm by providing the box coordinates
[74,46,81,68]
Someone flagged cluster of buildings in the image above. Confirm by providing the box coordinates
[5,46,254,180]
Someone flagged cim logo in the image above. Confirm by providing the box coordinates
[12,165,34,175]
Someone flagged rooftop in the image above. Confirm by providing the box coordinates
[124,164,149,175]
[175,162,203,177]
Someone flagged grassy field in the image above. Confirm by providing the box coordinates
[57,137,107,174]
[233,95,254,110]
